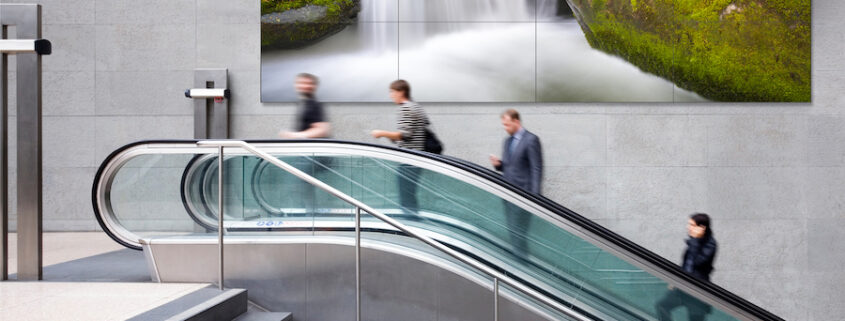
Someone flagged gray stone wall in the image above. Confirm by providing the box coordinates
[2,0,843,319]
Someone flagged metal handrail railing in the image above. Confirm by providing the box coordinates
[197,140,589,321]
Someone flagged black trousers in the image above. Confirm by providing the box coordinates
[397,165,421,214]
[293,156,328,215]
[503,201,531,254]
[655,288,711,321]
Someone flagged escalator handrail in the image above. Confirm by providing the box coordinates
[194,140,592,321]
[92,139,783,321]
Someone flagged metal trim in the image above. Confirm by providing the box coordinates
[140,240,162,283]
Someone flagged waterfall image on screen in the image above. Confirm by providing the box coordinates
[260,0,811,102]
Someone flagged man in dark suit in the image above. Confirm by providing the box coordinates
[489,109,543,252]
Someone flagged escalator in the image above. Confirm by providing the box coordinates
[93,140,783,321]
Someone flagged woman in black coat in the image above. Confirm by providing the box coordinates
[655,213,718,321]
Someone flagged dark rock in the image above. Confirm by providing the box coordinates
[261,5,328,24]
[261,1,361,50]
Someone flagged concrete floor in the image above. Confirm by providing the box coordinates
[0,232,213,320]
[0,282,211,321]
[6,232,127,277]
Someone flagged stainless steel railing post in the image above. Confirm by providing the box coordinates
[355,206,362,321]
[217,145,224,290]
[494,277,499,321]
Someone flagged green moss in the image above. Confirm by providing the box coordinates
[261,0,355,16]
[261,0,361,49]
[571,0,811,101]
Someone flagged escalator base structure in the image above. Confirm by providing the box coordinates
[143,235,562,321]
[95,140,785,321]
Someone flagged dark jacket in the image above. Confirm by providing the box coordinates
[682,236,717,281]
[494,129,543,194]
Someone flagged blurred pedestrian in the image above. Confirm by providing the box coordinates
[277,73,330,216]
[655,213,718,321]
[489,109,543,194]
[371,80,430,213]
[489,109,543,252]
[279,73,331,139]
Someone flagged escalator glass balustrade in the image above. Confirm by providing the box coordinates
[94,140,783,321]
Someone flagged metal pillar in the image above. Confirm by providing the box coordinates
[217,146,224,290]
[0,21,6,282]
[191,69,229,139]
[0,4,48,281]
[355,207,361,321]
[493,278,499,321]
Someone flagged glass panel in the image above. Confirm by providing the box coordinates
[106,148,741,320]
[244,152,740,320]
[498,282,580,321]
[109,153,207,238]
[184,154,354,233]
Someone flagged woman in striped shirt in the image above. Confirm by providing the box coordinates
[371,79,428,151]
[371,80,430,213]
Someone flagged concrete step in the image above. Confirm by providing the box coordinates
[128,286,247,321]
[233,311,293,321]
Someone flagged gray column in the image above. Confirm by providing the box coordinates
[1,4,44,281]
[0,25,7,281]
[193,69,229,139]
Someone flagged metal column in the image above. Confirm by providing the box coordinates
[0,4,47,281]
[217,146,224,290]
[192,69,229,139]
[0,20,6,282]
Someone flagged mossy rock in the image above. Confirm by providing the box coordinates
[261,0,361,50]
[566,0,811,102]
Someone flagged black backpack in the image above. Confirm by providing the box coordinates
[424,128,443,154]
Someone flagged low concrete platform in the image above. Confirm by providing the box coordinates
[0,282,212,320]
[0,232,214,320]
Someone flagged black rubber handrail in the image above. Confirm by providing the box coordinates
[92,139,784,321]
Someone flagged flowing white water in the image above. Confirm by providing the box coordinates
[399,0,533,21]
[261,0,706,102]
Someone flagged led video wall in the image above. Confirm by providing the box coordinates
[261,0,811,102]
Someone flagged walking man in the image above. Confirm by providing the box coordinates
[278,73,330,216]
[279,73,330,139]
[489,109,543,252]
